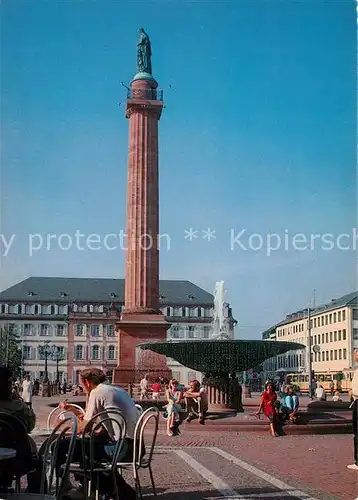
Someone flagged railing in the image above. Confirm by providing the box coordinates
[127,88,163,101]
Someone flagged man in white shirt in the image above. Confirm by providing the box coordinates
[347,348,358,471]
[57,367,139,499]
[139,375,149,400]
[183,379,208,425]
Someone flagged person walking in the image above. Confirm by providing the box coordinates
[347,348,358,471]
[22,374,34,409]
[139,374,149,400]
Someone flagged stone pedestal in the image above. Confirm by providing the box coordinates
[203,376,244,413]
[113,313,171,386]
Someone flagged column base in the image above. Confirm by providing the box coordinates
[203,376,244,413]
[113,313,172,386]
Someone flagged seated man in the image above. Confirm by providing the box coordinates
[0,367,43,493]
[56,367,140,500]
[183,380,208,425]
[280,385,299,423]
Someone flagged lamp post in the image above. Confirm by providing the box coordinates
[51,346,65,383]
[39,340,52,382]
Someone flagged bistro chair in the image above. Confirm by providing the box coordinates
[63,408,126,500]
[135,404,144,415]
[117,406,159,499]
[47,403,85,431]
[2,415,77,500]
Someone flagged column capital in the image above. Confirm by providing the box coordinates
[126,99,163,119]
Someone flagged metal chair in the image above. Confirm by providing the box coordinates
[47,403,85,431]
[135,404,144,415]
[117,406,159,499]
[64,409,126,500]
[3,415,78,500]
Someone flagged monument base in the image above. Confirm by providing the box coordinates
[113,313,172,386]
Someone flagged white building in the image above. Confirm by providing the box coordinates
[0,277,236,384]
[261,291,358,382]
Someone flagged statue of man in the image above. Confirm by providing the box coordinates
[137,28,152,74]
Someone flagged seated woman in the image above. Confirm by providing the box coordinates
[256,382,280,437]
[165,379,183,436]
[281,385,299,423]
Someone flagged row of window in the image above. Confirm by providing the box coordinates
[275,354,304,370]
[313,329,347,345]
[22,324,66,336]
[0,303,214,319]
[74,345,116,360]
[313,309,348,328]
[23,345,66,360]
[277,309,349,337]
[22,344,117,361]
[170,325,211,339]
[1,304,68,315]
[314,349,347,362]
[74,324,115,337]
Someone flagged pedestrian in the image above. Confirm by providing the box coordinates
[151,378,161,401]
[139,374,149,400]
[347,348,358,471]
[22,374,34,409]
[329,379,335,396]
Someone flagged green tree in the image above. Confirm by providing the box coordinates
[0,325,22,377]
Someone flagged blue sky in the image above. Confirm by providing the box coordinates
[1,0,356,338]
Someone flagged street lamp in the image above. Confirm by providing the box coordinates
[38,340,52,383]
[51,346,65,383]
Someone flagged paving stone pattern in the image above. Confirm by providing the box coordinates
[28,395,357,499]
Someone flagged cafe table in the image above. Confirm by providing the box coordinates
[0,447,16,461]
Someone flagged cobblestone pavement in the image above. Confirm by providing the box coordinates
[28,395,357,500]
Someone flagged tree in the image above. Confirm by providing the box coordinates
[0,325,22,378]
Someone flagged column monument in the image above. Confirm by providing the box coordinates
[113,29,171,385]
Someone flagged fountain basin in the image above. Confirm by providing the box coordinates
[138,339,305,411]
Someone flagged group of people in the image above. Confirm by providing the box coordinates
[139,375,208,436]
[164,378,208,436]
[256,382,300,436]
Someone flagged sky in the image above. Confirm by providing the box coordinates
[0,0,356,338]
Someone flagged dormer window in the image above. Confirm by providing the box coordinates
[159,294,166,300]
[188,294,195,300]
[60,292,68,298]
[109,293,117,299]
[28,292,36,297]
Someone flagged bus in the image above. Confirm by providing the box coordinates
[284,370,354,393]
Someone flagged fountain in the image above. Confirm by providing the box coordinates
[212,281,236,340]
[138,338,305,412]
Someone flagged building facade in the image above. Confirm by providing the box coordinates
[261,291,358,381]
[0,277,236,384]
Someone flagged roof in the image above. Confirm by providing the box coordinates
[261,291,358,338]
[0,277,214,306]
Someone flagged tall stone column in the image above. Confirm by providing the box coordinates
[113,41,171,386]
[124,78,162,314]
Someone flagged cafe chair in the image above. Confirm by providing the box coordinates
[117,406,159,500]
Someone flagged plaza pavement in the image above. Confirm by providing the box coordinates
[30,395,357,500]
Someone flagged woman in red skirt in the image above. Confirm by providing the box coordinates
[256,382,279,436]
